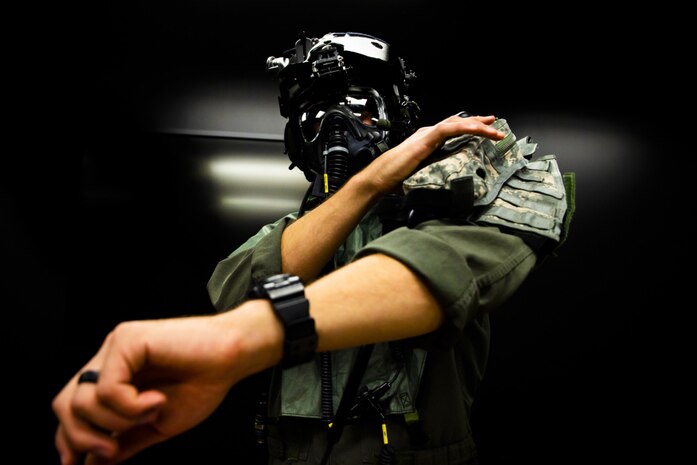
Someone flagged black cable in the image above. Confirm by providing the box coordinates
[320,352,333,423]
[379,444,395,465]
[320,344,375,465]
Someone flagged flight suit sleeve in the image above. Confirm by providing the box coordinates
[207,214,297,312]
[353,220,537,348]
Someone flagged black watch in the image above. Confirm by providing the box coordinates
[250,273,318,368]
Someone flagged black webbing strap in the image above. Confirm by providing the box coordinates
[319,344,375,465]
[377,176,475,233]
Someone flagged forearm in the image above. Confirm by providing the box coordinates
[308,252,444,351]
[281,172,381,282]
[230,252,443,367]
[281,115,506,283]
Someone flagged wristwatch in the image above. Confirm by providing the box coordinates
[250,273,318,368]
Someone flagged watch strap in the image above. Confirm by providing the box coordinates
[251,274,318,368]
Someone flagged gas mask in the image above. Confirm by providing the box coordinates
[298,88,391,197]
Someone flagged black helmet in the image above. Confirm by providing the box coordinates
[266,31,420,198]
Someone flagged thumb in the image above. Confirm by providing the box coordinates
[97,379,167,419]
[133,389,167,415]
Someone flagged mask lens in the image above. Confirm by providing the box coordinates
[299,90,385,142]
[344,95,378,126]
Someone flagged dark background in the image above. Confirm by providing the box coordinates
[3,1,683,464]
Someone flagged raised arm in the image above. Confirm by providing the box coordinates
[281,114,505,281]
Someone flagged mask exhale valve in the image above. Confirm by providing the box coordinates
[322,118,350,195]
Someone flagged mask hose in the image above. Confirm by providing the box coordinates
[323,118,350,194]
[318,118,349,427]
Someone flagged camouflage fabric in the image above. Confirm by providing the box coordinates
[476,154,568,241]
[403,118,529,206]
[403,118,569,242]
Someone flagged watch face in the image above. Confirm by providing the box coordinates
[264,273,297,289]
[252,274,304,300]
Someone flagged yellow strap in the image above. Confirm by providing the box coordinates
[382,423,389,445]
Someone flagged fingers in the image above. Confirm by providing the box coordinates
[70,425,167,465]
[54,380,164,465]
[54,378,119,464]
[54,416,117,465]
[71,378,162,432]
[53,344,166,464]
[52,324,168,464]
[84,424,169,465]
[439,114,505,141]
[55,425,82,465]
[452,114,495,124]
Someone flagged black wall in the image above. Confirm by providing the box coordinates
[4,2,681,464]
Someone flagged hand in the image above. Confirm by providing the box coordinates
[359,114,505,195]
[52,304,282,465]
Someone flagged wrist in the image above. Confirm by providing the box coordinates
[346,169,384,205]
[216,300,284,375]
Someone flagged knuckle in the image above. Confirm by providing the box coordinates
[71,394,94,418]
[52,394,64,416]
